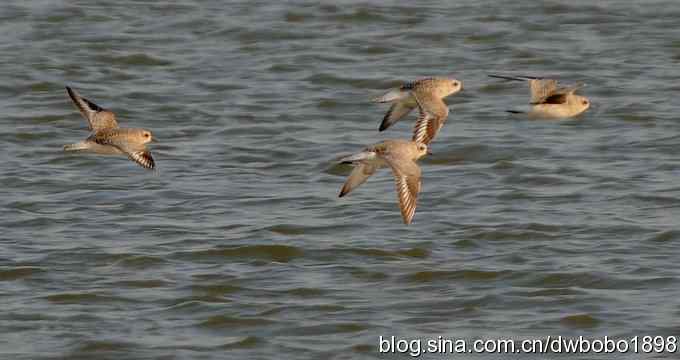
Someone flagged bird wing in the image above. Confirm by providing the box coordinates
[66,86,119,132]
[543,83,585,104]
[379,101,416,132]
[384,155,421,225]
[372,86,411,103]
[528,79,559,104]
[338,162,379,197]
[411,90,449,145]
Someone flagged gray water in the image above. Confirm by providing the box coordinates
[2,1,680,359]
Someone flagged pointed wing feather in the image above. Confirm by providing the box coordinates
[127,150,155,169]
[66,86,119,131]
[394,174,420,224]
[339,163,378,197]
[384,156,421,225]
[379,101,415,131]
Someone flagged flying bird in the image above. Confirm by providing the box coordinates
[489,74,589,119]
[63,86,158,169]
[372,77,462,145]
[338,139,429,225]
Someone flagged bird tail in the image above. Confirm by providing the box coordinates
[63,141,89,151]
[506,110,525,114]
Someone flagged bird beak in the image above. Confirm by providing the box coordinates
[427,149,433,155]
[151,136,159,143]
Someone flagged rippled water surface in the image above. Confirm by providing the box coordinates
[2,1,680,359]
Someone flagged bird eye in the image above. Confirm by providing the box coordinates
[145,133,150,137]
[582,100,588,105]
[453,81,459,87]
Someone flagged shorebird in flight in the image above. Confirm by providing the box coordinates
[372,77,462,145]
[338,139,429,225]
[63,86,157,169]
[489,74,589,119]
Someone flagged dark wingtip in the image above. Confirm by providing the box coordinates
[489,74,523,82]
[84,98,103,112]
[65,87,81,108]
[66,86,104,112]
[338,191,346,198]
[489,74,543,82]
[506,110,524,114]
[66,86,81,107]
[146,156,156,170]
[378,114,392,132]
